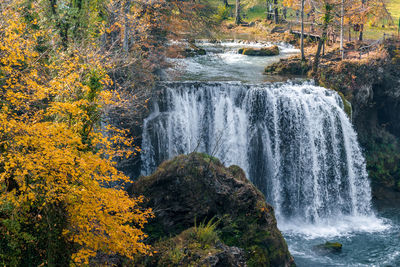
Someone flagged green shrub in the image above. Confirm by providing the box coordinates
[215,5,230,23]
[194,217,220,247]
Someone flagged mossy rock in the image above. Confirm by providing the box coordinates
[149,227,247,267]
[313,242,342,254]
[183,47,206,57]
[265,57,311,75]
[337,92,352,119]
[239,45,279,56]
[130,153,295,266]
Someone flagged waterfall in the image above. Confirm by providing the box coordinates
[141,81,372,223]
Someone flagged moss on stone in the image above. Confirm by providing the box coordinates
[338,92,352,119]
[264,57,311,75]
[365,130,400,188]
[314,241,342,254]
[198,152,220,164]
[130,152,294,266]
[152,227,223,266]
[239,46,279,56]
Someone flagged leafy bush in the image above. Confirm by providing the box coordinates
[214,5,230,22]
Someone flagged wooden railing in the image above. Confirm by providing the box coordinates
[356,33,399,58]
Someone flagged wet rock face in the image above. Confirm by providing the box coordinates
[132,153,268,236]
[315,39,400,192]
[318,41,400,140]
[130,153,294,267]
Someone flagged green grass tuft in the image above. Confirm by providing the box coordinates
[194,217,220,247]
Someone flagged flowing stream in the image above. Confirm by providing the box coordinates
[141,41,399,266]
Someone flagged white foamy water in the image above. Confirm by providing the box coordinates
[166,41,299,82]
[142,81,373,223]
[279,215,391,239]
[141,40,400,266]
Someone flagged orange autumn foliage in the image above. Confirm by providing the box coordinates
[0,1,152,265]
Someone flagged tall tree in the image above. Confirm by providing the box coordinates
[235,0,241,24]
[283,0,313,59]
[359,0,366,40]
[313,2,334,75]
[301,0,305,60]
[274,0,279,23]
[340,0,344,58]
[267,0,272,20]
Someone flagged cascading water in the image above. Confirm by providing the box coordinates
[140,41,399,266]
[141,81,372,223]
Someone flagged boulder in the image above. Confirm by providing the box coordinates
[152,227,247,267]
[239,45,279,56]
[130,153,295,267]
[183,47,206,57]
[265,57,311,75]
[313,242,342,254]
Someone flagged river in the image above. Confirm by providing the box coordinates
[142,40,400,266]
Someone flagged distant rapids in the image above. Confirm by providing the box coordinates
[141,81,373,223]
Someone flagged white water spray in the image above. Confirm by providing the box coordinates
[141,81,373,224]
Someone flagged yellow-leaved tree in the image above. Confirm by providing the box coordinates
[0,1,153,266]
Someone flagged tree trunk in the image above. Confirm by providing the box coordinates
[300,0,305,60]
[273,0,279,24]
[313,37,324,75]
[235,0,241,25]
[123,0,131,52]
[46,204,70,267]
[49,0,69,49]
[340,0,344,59]
[359,0,365,41]
[267,0,272,20]
[60,23,69,49]
[313,4,332,76]
[359,24,364,41]
[49,0,57,15]
[348,25,351,41]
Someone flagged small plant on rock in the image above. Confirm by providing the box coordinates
[194,217,220,247]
